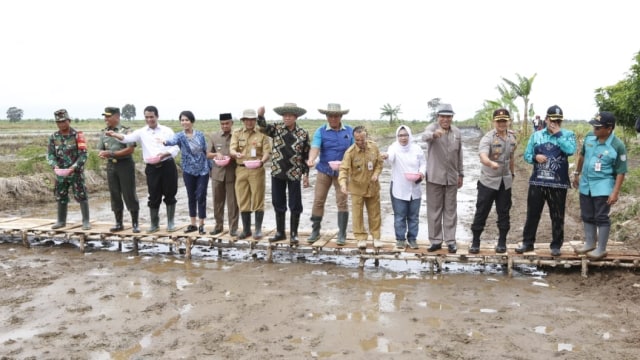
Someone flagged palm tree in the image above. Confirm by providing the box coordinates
[380,103,402,124]
[501,73,537,127]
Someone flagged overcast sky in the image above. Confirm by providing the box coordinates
[1,0,637,121]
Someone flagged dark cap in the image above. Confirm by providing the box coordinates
[54,109,70,122]
[219,113,232,121]
[102,107,120,116]
[546,105,563,120]
[493,108,511,121]
[589,111,615,127]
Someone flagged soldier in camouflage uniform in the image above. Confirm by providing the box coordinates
[98,106,140,233]
[47,109,90,230]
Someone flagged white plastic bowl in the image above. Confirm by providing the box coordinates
[328,160,342,171]
[54,168,74,177]
[404,172,422,182]
[243,160,262,169]
[145,156,162,165]
[214,156,231,167]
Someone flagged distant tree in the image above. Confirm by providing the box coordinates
[595,50,640,131]
[122,104,136,121]
[501,73,537,126]
[6,107,24,122]
[427,98,441,122]
[380,103,402,124]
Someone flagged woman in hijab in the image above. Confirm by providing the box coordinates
[382,125,427,250]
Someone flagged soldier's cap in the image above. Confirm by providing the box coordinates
[546,105,563,120]
[219,113,232,121]
[102,107,120,116]
[54,109,71,122]
[589,111,615,128]
[493,108,511,121]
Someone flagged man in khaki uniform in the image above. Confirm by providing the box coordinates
[229,109,271,240]
[338,126,383,249]
[208,113,239,236]
[98,106,140,233]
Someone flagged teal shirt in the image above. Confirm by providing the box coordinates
[578,131,627,197]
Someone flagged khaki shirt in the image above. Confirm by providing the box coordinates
[210,130,236,182]
[230,128,271,165]
[338,140,383,197]
[478,129,517,190]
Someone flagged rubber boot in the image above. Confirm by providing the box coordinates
[238,212,252,239]
[307,215,322,243]
[80,200,91,230]
[290,213,300,245]
[165,204,176,232]
[576,222,597,254]
[469,230,481,254]
[147,207,160,233]
[110,210,124,232]
[131,210,140,233]
[587,226,610,260]
[496,229,508,253]
[269,212,286,242]
[51,202,67,229]
[337,212,348,245]
[254,211,264,240]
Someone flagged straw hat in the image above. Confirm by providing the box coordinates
[273,103,307,117]
[318,103,349,115]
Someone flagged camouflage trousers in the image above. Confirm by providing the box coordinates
[54,173,88,204]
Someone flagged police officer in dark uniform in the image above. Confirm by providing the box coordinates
[98,107,140,233]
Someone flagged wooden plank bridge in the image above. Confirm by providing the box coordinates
[1,217,639,277]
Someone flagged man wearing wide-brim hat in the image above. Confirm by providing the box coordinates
[47,109,91,230]
[257,103,311,245]
[305,103,354,245]
[98,106,141,233]
[229,109,271,240]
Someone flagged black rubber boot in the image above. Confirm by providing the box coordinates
[110,210,124,232]
[469,230,481,254]
[238,212,252,240]
[254,211,264,240]
[130,210,140,233]
[147,207,160,233]
[307,215,322,243]
[269,212,286,242]
[290,212,300,245]
[51,202,67,229]
[337,212,348,245]
[80,200,91,230]
[495,229,508,253]
[166,204,176,232]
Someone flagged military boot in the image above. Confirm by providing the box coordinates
[130,210,140,233]
[469,230,481,254]
[110,210,124,232]
[495,228,508,253]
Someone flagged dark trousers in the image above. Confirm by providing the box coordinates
[106,158,139,212]
[471,180,511,233]
[522,185,567,249]
[579,194,611,227]
[271,176,302,214]
[183,172,209,219]
[145,158,178,208]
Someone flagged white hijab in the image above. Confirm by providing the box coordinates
[390,125,413,153]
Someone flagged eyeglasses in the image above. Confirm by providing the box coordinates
[397,134,409,138]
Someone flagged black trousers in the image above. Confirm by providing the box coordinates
[522,185,567,249]
[271,176,302,214]
[145,158,178,208]
[471,180,511,233]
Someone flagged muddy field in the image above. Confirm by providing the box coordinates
[1,129,640,359]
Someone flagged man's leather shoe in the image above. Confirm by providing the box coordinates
[550,248,561,257]
[447,243,457,254]
[514,244,534,254]
[427,243,442,252]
